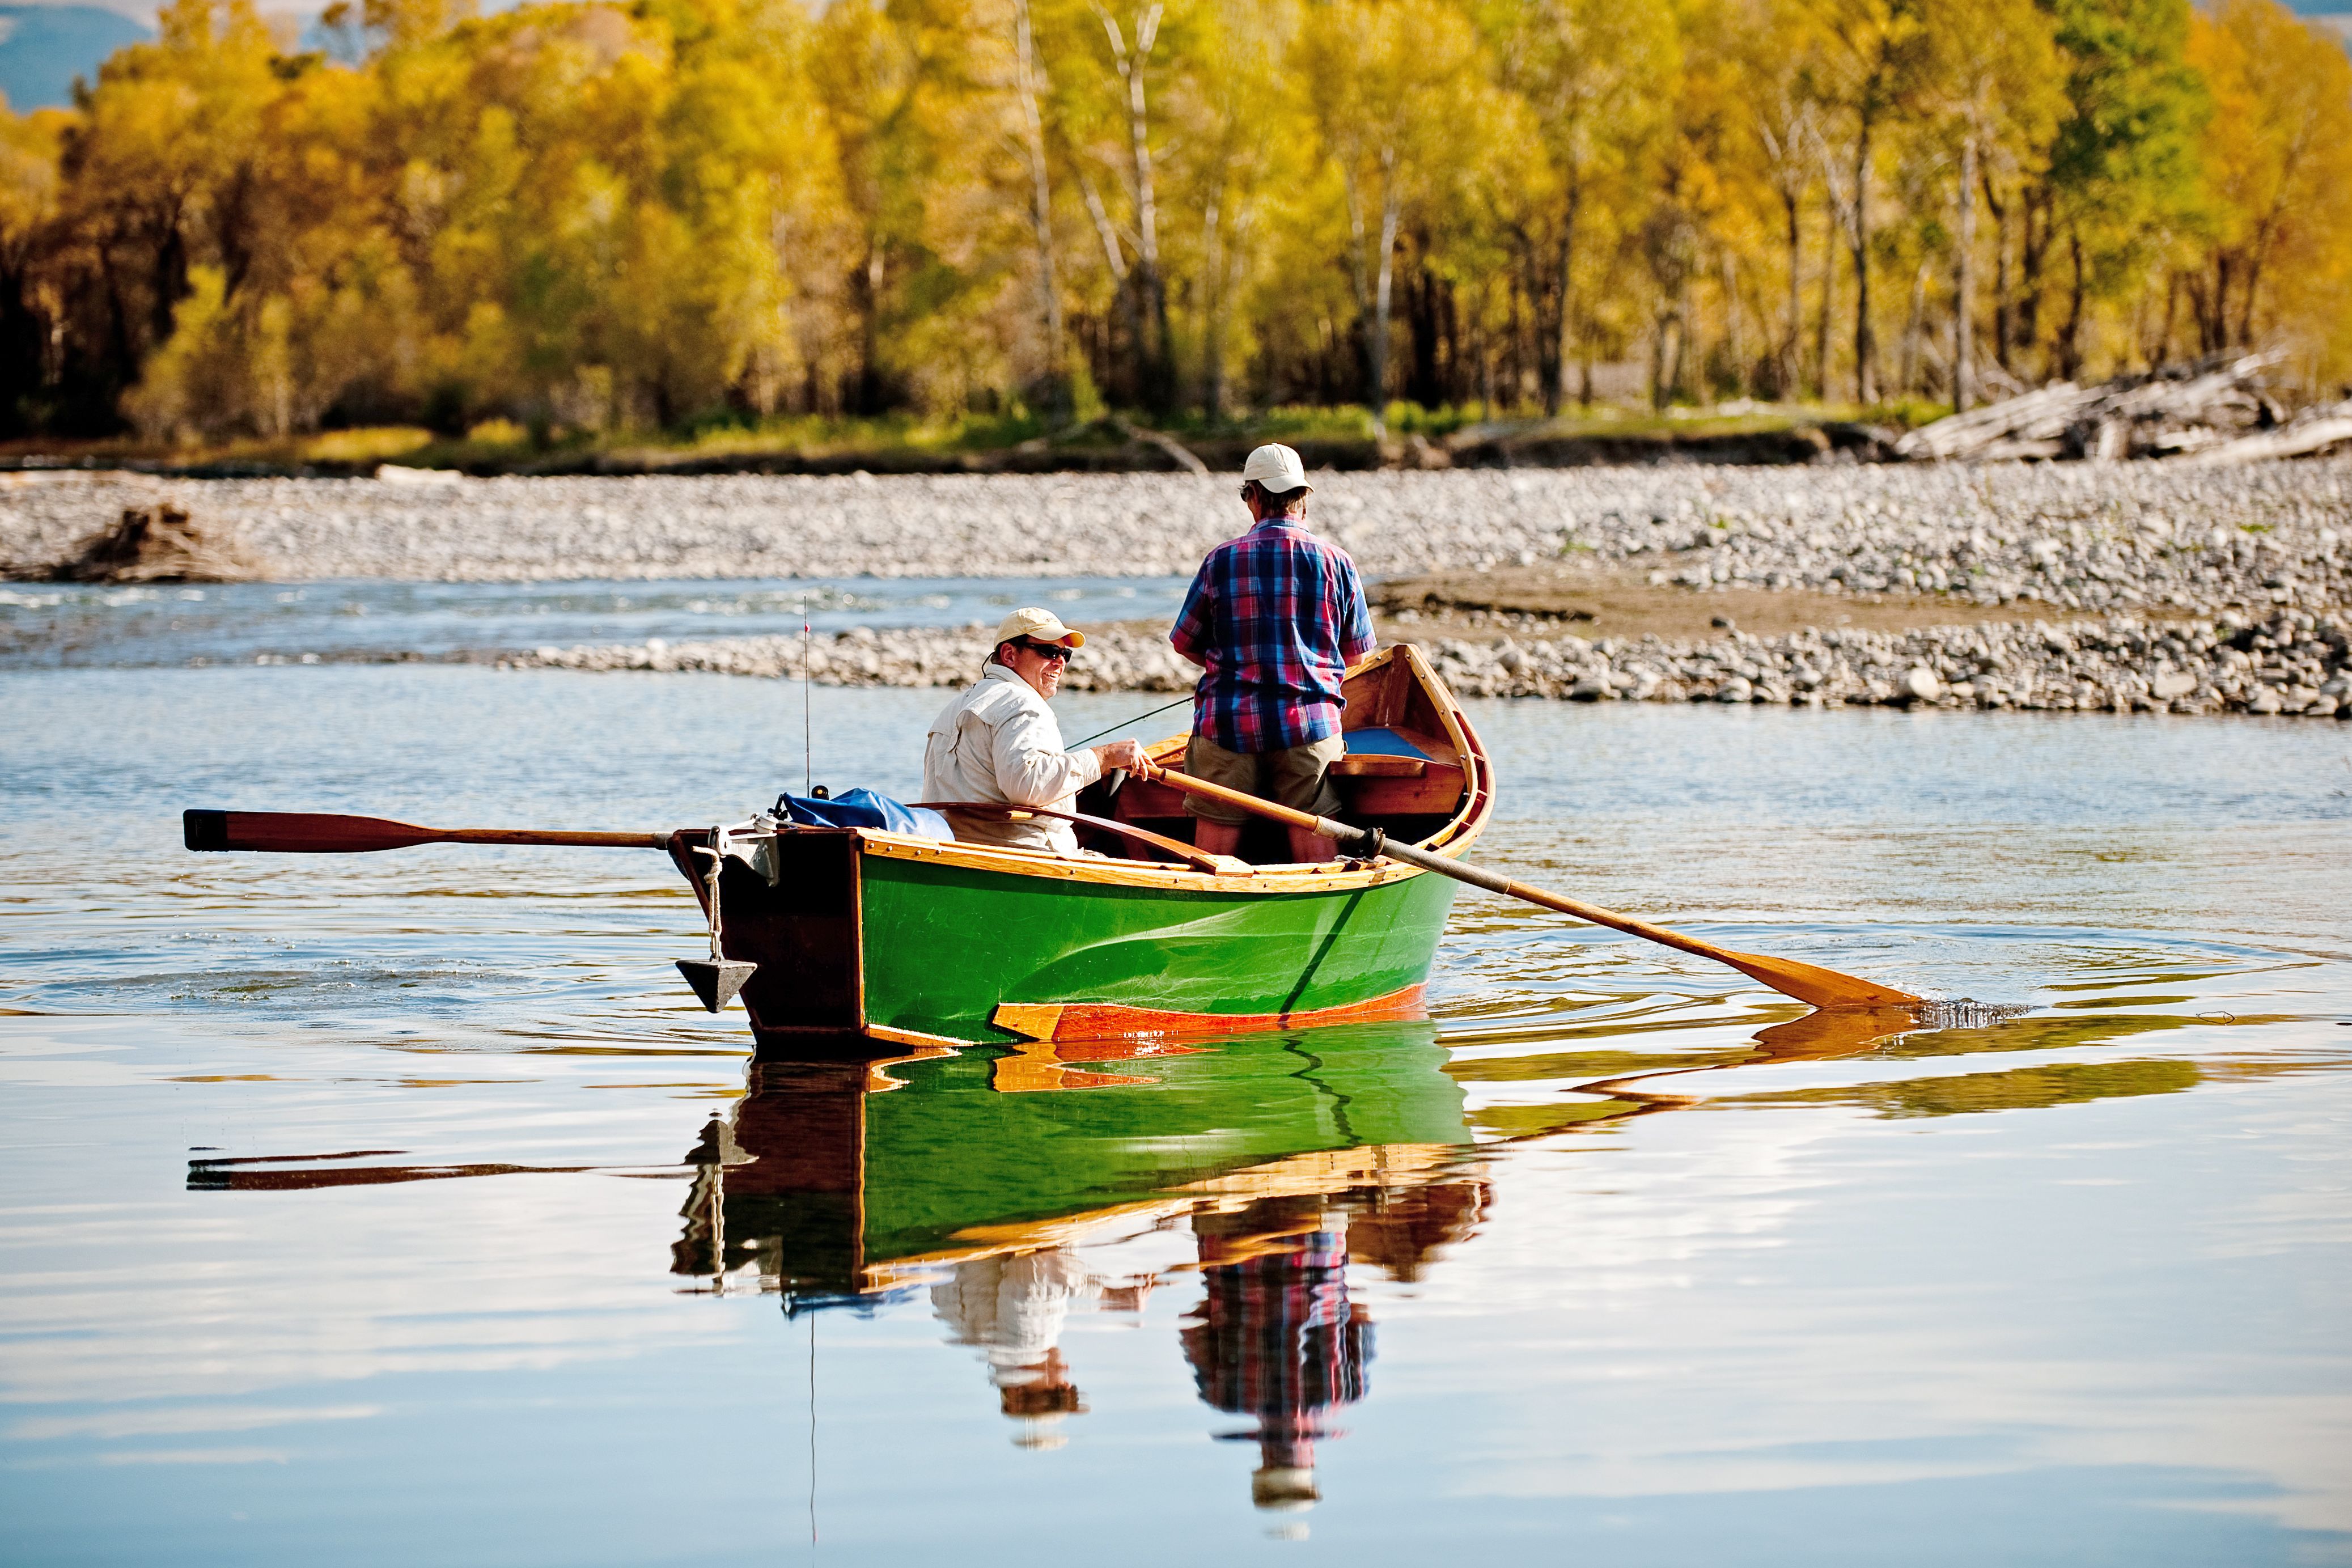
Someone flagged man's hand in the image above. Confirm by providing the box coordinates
[1094,739,1147,772]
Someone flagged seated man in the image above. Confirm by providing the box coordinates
[922,608,1146,856]
[1169,442,1375,863]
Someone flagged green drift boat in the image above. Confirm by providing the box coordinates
[670,643,1495,1050]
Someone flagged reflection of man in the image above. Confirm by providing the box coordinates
[922,609,1146,856]
[1169,443,1375,864]
[933,1249,1099,1448]
[1180,1197,1370,1519]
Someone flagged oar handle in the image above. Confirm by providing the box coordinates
[1137,762,1358,842]
[437,828,672,848]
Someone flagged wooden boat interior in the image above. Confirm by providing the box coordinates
[1073,642,1480,865]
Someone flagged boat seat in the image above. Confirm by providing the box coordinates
[1329,726,1435,777]
[1331,724,1464,813]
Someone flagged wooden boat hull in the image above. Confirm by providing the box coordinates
[671,644,1493,1048]
[673,827,1461,1045]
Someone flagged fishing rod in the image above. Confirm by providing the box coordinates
[1070,693,1192,748]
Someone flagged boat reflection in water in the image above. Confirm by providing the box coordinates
[669,1021,1489,1508]
[188,1003,2002,1517]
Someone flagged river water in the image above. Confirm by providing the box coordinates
[3,596,2350,1564]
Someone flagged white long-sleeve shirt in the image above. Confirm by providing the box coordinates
[921,663,1100,856]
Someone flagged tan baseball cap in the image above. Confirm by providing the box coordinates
[993,607,1086,649]
[1240,442,1311,493]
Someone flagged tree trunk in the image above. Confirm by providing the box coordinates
[1984,173,2011,372]
[1012,0,1063,414]
[1672,276,1693,399]
[2058,228,2085,380]
[1477,282,1496,410]
[1953,132,1976,413]
[1781,189,1803,398]
[1506,270,1524,405]
[148,210,188,354]
[1075,168,1142,401]
[1202,193,1225,421]
[2235,248,2263,350]
[1552,191,1579,414]
[1899,256,1927,394]
[1849,110,1876,404]
[1813,207,1837,397]
[1723,251,1748,396]
[1367,157,1400,429]
[1648,309,1669,410]
[2018,188,2049,372]
[853,245,887,414]
[1103,4,1170,409]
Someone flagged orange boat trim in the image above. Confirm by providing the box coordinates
[990,984,1428,1045]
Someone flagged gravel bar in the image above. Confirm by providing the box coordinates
[449,608,2352,721]
[12,462,2347,719]
[4,463,2347,618]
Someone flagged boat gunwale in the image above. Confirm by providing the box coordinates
[845,643,1494,897]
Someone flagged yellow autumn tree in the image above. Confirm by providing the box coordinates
[2186,0,2352,382]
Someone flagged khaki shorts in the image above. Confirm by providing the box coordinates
[1183,733,1345,825]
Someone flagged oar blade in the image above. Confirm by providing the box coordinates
[1718,948,1923,1011]
[184,810,440,854]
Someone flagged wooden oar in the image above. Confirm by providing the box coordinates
[1137,764,1921,1011]
[184,810,667,853]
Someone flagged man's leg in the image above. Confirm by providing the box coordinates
[1185,735,1257,861]
[1194,818,1247,858]
[1285,823,1338,863]
[1273,735,1346,863]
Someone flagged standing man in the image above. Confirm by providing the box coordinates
[923,608,1146,857]
[1169,443,1375,864]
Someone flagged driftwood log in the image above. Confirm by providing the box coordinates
[1895,353,2347,464]
[46,504,267,583]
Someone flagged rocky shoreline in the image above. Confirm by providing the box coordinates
[10,461,2346,719]
[466,607,2351,720]
[4,461,2346,619]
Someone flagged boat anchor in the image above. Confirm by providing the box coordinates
[677,833,757,1012]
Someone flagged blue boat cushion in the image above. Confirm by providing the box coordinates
[777,789,952,840]
[1344,727,1433,761]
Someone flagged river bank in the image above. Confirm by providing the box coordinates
[464,606,2350,719]
[7,461,2345,718]
[3,463,2345,617]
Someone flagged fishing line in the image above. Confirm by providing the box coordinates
[1070,693,1192,748]
[802,621,812,799]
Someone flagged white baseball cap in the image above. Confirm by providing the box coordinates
[1240,443,1311,493]
[992,607,1085,649]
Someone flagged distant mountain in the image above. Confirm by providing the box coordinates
[0,4,150,112]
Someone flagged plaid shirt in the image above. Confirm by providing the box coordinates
[1169,518,1375,753]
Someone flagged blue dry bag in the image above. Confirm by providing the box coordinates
[774,788,952,840]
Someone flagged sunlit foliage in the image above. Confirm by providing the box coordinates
[2,0,2346,442]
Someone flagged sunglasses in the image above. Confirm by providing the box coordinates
[1015,638,1074,663]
